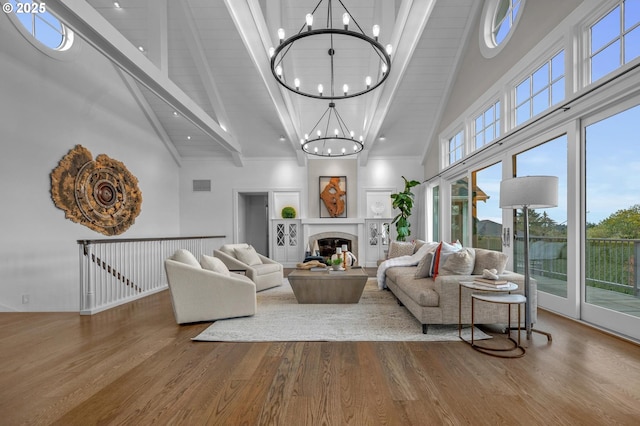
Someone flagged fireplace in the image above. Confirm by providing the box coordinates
[308,231,358,264]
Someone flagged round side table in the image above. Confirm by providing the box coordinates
[458,281,526,358]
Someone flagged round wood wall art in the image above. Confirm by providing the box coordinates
[50,145,142,236]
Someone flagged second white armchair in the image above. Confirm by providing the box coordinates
[214,243,283,291]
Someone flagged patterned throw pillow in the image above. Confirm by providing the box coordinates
[388,241,415,259]
[438,247,476,276]
[472,248,508,275]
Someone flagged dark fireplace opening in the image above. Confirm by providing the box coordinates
[317,238,352,258]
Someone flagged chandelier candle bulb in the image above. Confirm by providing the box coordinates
[343,84,349,96]
[306,13,313,31]
[268,47,274,58]
[386,44,393,56]
[278,28,285,43]
[365,76,372,89]
[343,13,349,30]
[318,84,323,96]
[276,65,283,78]
[373,24,380,41]
[342,147,346,154]
[294,78,300,90]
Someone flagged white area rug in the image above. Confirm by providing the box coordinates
[193,279,490,342]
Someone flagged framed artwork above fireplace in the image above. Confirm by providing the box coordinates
[319,176,347,218]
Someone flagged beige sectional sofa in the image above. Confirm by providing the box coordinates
[380,242,536,334]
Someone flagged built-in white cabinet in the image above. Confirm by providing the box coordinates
[365,219,392,267]
[271,219,302,267]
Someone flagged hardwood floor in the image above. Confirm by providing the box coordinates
[1,290,639,425]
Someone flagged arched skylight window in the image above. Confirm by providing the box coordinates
[480,0,525,58]
[6,0,74,51]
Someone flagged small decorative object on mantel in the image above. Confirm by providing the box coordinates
[319,176,346,218]
[50,144,142,236]
[281,206,296,218]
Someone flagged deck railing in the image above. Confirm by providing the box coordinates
[78,235,225,315]
[512,236,640,297]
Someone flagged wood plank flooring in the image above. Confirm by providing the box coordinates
[1,289,639,425]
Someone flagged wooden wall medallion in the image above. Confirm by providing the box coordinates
[50,145,142,236]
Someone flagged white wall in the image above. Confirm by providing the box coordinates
[179,156,426,245]
[0,14,180,311]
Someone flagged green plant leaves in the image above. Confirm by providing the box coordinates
[390,176,421,242]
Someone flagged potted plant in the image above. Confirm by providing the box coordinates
[390,176,421,241]
[281,206,296,219]
[330,258,343,270]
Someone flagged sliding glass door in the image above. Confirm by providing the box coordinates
[583,103,640,339]
[513,135,568,300]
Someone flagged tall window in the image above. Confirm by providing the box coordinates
[473,101,501,150]
[448,130,464,166]
[471,162,503,250]
[513,135,568,298]
[450,178,469,244]
[584,104,640,319]
[493,0,523,45]
[6,0,73,51]
[589,0,640,83]
[515,50,565,126]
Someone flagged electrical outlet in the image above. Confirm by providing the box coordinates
[22,295,29,304]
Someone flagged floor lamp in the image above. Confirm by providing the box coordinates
[500,176,558,341]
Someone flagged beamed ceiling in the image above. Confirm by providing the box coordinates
[46,0,478,167]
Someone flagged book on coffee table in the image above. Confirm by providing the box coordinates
[310,266,328,272]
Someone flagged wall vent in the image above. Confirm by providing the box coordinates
[192,179,211,192]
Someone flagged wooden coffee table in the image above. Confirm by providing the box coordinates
[287,268,369,304]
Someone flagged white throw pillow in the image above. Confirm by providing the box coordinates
[200,254,231,276]
[172,249,201,268]
[234,245,263,266]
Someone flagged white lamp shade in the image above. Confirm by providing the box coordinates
[499,176,558,209]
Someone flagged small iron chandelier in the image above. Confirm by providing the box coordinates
[269,0,392,100]
[301,102,363,157]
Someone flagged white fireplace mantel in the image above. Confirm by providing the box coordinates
[301,218,365,225]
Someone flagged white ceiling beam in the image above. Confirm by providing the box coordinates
[116,67,182,167]
[45,0,243,158]
[175,0,244,167]
[225,0,306,166]
[360,0,436,166]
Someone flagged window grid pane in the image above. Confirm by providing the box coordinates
[473,101,501,150]
[513,51,565,125]
[589,1,640,83]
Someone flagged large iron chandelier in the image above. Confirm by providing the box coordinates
[269,0,392,100]
[301,102,363,156]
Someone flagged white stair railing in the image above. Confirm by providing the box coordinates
[78,236,225,315]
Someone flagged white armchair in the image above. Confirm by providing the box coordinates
[214,243,283,291]
[164,249,256,324]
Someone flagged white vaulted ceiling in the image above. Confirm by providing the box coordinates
[49,0,479,166]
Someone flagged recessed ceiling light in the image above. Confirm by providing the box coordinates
[187,136,191,140]
[172,111,179,117]
[113,2,121,9]
[279,135,286,142]
[138,45,145,52]
[220,124,227,132]
[379,135,386,141]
